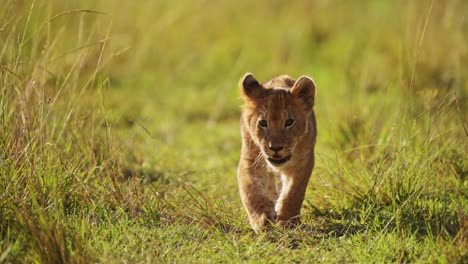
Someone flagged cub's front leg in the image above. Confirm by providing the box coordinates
[237,163,276,233]
[275,169,312,227]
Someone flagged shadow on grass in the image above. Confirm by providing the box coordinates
[121,166,166,184]
[304,199,464,242]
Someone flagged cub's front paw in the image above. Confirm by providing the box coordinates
[249,210,276,234]
[276,214,301,229]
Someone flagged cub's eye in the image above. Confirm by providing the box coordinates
[285,118,295,128]
[258,120,268,128]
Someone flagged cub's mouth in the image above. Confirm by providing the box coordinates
[267,154,292,166]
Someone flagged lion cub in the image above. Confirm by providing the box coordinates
[237,73,317,233]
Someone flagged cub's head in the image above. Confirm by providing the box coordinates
[240,73,316,168]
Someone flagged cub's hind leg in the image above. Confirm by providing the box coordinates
[265,170,279,203]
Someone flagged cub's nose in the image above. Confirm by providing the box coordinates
[268,144,284,152]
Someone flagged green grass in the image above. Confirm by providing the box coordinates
[1,0,467,263]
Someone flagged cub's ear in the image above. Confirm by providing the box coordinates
[290,76,316,108]
[239,73,264,102]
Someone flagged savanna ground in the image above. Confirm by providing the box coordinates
[1,0,467,263]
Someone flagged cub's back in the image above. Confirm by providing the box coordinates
[262,75,296,90]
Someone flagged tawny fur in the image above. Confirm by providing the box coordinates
[237,73,317,233]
